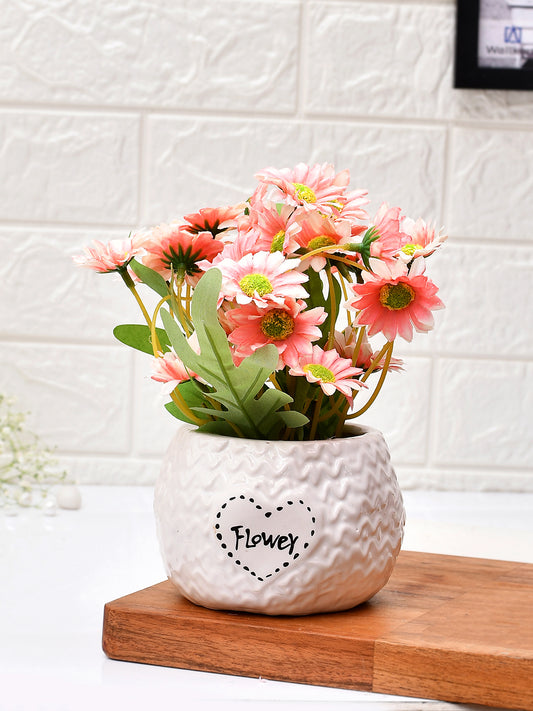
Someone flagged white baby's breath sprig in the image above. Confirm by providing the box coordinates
[0,393,75,513]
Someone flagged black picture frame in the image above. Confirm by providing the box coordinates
[454,0,533,90]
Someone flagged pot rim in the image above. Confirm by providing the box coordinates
[176,422,383,447]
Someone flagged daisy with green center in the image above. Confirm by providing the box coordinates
[141,223,224,280]
[293,212,352,271]
[348,258,444,342]
[398,217,448,263]
[254,163,350,217]
[249,202,301,255]
[216,251,309,307]
[226,298,326,369]
[289,345,366,404]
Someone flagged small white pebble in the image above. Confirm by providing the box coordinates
[55,485,82,510]
[43,499,57,516]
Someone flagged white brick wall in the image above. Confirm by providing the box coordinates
[1,0,532,491]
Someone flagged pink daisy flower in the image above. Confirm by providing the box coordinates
[216,251,309,307]
[73,236,141,273]
[249,202,302,255]
[289,345,366,404]
[294,211,352,271]
[334,327,404,372]
[368,203,410,264]
[141,223,223,279]
[336,189,370,222]
[226,298,326,369]
[398,217,448,263]
[182,205,243,237]
[254,163,350,216]
[151,349,197,393]
[211,229,264,263]
[348,258,444,342]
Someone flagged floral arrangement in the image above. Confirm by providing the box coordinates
[0,393,69,512]
[74,163,445,441]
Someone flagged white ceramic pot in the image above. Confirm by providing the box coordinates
[154,424,405,616]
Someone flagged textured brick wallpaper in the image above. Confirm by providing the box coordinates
[1,0,532,490]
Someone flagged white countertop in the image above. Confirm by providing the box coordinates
[1,487,532,711]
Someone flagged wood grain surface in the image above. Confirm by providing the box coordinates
[102,551,533,710]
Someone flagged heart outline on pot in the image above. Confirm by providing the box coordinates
[215,495,316,582]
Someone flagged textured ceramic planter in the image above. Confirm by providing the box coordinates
[154,424,405,616]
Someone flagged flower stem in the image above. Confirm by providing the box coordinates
[302,245,368,272]
[347,342,393,420]
[119,269,152,327]
[150,295,170,356]
[351,326,366,369]
[325,264,337,349]
[174,276,192,338]
[308,389,324,440]
[169,388,209,427]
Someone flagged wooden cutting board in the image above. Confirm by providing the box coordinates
[102,551,533,710]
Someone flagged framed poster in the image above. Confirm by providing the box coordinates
[454,0,533,90]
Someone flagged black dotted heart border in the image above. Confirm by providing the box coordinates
[215,495,316,582]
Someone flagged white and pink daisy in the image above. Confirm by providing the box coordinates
[151,349,197,393]
[348,258,444,342]
[398,217,448,262]
[226,298,326,369]
[216,251,309,307]
[334,327,404,372]
[73,235,141,273]
[254,163,350,217]
[336,189,370,223]
[289,345,366,404]
[141,223,224,279]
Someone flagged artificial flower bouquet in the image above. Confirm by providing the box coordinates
[75,163,446,441]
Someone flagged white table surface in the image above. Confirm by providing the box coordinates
[1,487,532,711]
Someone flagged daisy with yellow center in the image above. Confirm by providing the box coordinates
[254,162,351,217]
[216,251,309,307]
[227,298,326,369]
[240,202,301,255]
[293,211,352,271]
[398,217,448,263]
[289,345,366,404]
[348,258,444,342]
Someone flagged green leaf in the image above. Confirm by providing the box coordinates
[165,400,193,423]
[276,410,309,428]
[306,268,341,348]
[164,380,211,424]
[160,269,303,439]
[129,259,170,298]
[113,324,172,355]
[197,420,238,437]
